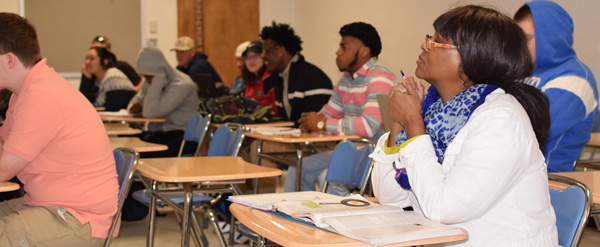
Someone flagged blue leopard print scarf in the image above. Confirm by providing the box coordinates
[393,84,498,189]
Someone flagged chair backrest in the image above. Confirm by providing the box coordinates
[592,110,600,133]
[323,139,374,195]
[207,123,244,157]
[548,173,592,247]
[178,112,211,157]
[376,94,392,132]
[105,148,140,247]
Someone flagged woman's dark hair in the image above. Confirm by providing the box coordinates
[260,21,303,55]
[434,5,550,147]
[339,22,382,57]
[241,52,267,86]
[90,46,117,70]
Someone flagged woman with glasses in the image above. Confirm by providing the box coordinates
[371,5,558,246]
[241,40,278,118]
[83,47,135,111]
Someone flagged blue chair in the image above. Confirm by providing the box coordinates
[207,123,244,157]
[322,139,375,196]
[104,148,140,247]
[548,173,592,247]
[178,112,211,157]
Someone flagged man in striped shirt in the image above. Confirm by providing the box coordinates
[286,22,398,195]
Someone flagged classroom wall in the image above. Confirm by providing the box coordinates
[0,0,178,89]
[260,0,600,90]
[0,1,20,15]
[143,0,178,68]
[2,0,599,91]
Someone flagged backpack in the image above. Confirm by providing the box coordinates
[205,95,271,124]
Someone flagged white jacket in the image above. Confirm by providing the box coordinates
[371,89,558,246]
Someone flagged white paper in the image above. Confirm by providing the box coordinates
[324,211,464,246]
[251,127,301,136]
[228,191,341,211]
[275,194,404,227]
[98,109,133,117]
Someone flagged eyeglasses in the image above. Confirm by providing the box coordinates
[425,35,457,51]
[245,53,262,60]
[262,45,280,54]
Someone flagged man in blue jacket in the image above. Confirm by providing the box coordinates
[172,36,226,97]
[515,0,599,172]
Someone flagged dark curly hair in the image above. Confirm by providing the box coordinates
[260,21,302,55]
[339,22,382,57]
[434,5,549,148]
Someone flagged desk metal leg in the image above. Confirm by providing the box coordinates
[207,207,228,247]
[257,235,267,247]
[229,184,243,245]
[146,180,158,247]
[254,139,264,194]
[294,144,303,192]
[182,183,193,247]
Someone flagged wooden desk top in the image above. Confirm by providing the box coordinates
[586,133,600,147]
[211,121,295,129]
[551,171,600,204]
[95,107,106,111]
[100,115,166,123]
[0,182,20,192]
[244,130,360,144]
[109,137,168,153]
[104,123,142,135]
[230,203,468,247]
[137,156,282,183]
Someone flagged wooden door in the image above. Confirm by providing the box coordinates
[178,0,259,88]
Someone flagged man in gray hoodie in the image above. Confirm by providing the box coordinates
[128,47,199,157]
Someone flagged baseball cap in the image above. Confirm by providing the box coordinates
[242,41,263,57]
[171,36,195,51]
[235,41,251,58]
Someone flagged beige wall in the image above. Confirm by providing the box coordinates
[25,0,141,73]
[4,0,599,90]
[0,0,20,14]
[260,0,600,89]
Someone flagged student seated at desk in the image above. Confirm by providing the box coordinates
[83,47,136,111]
[0,13,119,246]
[79,35,143,101]
[260,21,333,123]
[238,22,333,193]
[288,22,397,195]
[514,1,599,172]
[172,36,227,97]
[128,47,199,157]
[229,41,251,95]
[240,40,277,118]
[371,5,558,246]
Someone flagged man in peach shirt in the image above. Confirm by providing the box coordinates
[0,13,118,246]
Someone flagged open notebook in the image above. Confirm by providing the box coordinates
[376,94,392,132]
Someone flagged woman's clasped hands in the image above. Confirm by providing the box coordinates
[388,75,426,140]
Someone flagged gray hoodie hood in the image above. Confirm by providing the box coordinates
[136,47,176,82]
